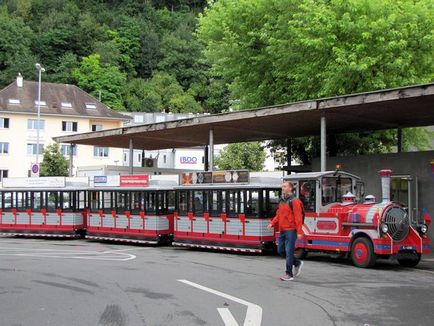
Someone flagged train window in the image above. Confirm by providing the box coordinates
[178,191,189,215]
[131,192,143,214]
[47,192,60,211]
[31,192,42,210]
[145,191,157,214]
[167,191,176,211]
[245,190,259,217]
[227,190,241,217]
[116,192,130,213]
[3,192,12,209]
[157,191,166,214]
[321,177,352,206]
[209,191,219,216]
[15,192,24,210]
[0,193,3,209]
[221,191,226,214]
[61,192,73,211]
[193,191,204,215]
[262,189,280,218]
[78,191,87,210]
[299,180,316,212]
[101,192,113,212]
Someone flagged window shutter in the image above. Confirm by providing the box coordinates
[62,121,66,131]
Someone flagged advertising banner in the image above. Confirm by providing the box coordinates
[120,175,149,187]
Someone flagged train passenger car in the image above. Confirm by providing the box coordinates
[172,171,281,253]
[285,169,431,268]
[85,175,177,244]
[0,177,88,237]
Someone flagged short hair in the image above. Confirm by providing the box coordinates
[282,181,295,190]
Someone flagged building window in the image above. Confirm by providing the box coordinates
[61,102,72,108]
[0,142,9,154]
[8,99,20,104]
[0,118,9,129]
[0,170,8,182]
[27,119,45,130]
[62,121,78,132]
[85,103,97,109]
[134,115,144,123]
[34,100,47,106]
[27,143,44,155]
[92,124,103,131]
[94,146,109,157]
[61,145,77,156]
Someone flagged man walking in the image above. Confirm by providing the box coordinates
[268,181,304,281]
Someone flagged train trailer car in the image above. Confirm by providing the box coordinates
[0,177,88,238]
[85,178,176,245]
[172,171,281,253]
[284,169,431,268]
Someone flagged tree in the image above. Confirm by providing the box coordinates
[40,143,68,177]
[198,0,434,164]
[0,6,34,87]
[215,142,266,171]
[73,54,127,110]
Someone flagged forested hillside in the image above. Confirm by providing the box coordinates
[0,0,228,113]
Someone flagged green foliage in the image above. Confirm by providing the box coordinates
[40,143,69,177]
[198,0,434,163]
[0,6,34,85]
[0,0,213,114]
[73,54,127,110]
[215,142,266,171]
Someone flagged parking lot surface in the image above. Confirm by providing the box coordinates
[0,237,433,326]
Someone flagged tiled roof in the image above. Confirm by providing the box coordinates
[0,79,131,120]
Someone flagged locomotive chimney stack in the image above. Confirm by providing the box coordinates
[379,169,392,202]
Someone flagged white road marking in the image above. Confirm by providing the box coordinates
[179,279,262,326]
[217,308,240,326]
[0,247,136,261]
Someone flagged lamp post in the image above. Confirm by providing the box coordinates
[35,63,45,166]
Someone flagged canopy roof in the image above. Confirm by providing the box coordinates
[54,83,434,150]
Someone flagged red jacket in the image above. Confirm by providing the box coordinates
[270,197,303,234]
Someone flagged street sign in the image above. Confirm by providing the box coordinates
[31,163,40,177]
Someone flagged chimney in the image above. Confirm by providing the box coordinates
[379,169,392,202]
[16,73,23,87]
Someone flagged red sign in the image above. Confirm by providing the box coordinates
[120,175,149,187]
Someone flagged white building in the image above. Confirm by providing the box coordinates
[0,74,130,180]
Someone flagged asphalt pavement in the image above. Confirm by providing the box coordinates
[0,236,433,326]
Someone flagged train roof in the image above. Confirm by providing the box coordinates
[283,170,361,181]
[176,176,281,189]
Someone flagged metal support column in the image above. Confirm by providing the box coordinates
[286,138,292,175]
[68,144,75,177]
[209,129,214,171]
[129,138,134,174]
[397,128,403,153]
[204,145,209,171]
[320,114,327,172]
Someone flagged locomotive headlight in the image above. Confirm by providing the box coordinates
[380,223,389,233]
[420,224,428,234]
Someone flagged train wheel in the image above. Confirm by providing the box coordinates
[398,254,421,268]
[351,237,376,268]
[295,248,308,259]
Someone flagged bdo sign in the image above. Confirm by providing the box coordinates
[180,156,198,164]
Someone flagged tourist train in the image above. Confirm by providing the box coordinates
[0,169,430,268]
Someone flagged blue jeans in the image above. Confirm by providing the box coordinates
[278,230,301,277]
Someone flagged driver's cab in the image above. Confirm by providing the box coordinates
[283,171,363,214]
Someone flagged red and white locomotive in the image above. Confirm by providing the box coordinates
[285,169,431,268]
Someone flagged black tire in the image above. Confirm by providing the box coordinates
[295,248,308,259]
[351,237,376,268]
[398,254,421,268]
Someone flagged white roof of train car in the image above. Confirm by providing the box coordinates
[283,170,361,181]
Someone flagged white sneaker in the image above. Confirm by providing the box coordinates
[293,261,304,277]
[280,274,294,281]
